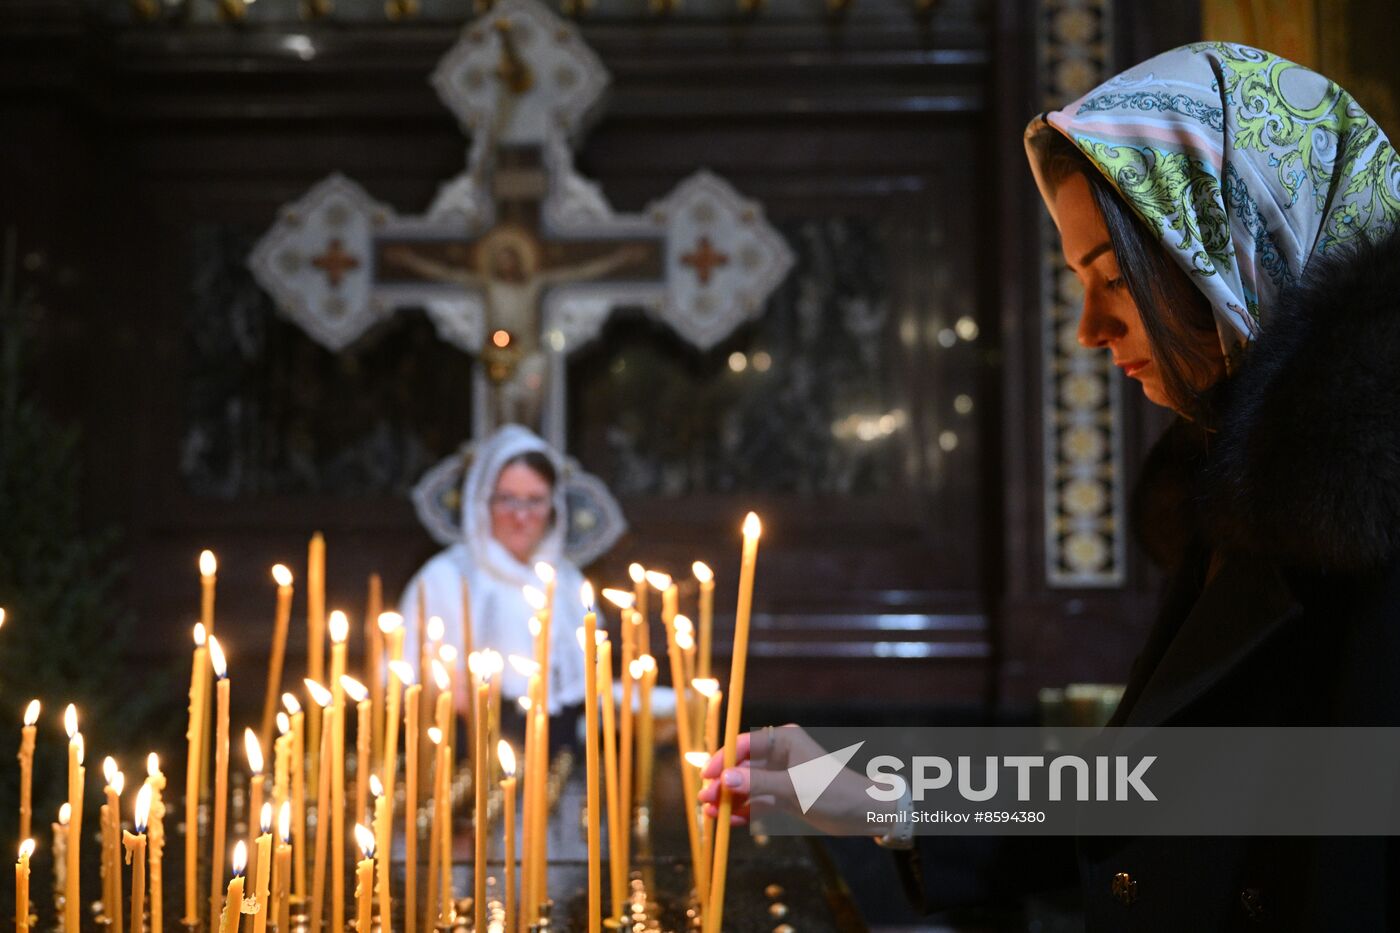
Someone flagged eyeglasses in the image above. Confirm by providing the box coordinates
[489,494,551,516]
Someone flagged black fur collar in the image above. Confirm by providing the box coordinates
[1137,225,1400,575]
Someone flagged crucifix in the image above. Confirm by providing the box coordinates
[250,0,793,562]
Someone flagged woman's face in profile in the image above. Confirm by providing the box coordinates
[490,461,554,564]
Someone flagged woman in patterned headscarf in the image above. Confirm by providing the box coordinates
[703,43,1400,928]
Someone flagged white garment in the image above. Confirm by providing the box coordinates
[398,425,587,713]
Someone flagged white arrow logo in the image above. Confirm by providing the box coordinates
[787,741,865,814]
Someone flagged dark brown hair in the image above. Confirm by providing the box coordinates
[1031,128,1223,417]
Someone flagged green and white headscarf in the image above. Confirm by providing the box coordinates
[1026,42,1400,365]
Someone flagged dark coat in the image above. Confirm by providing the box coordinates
[904,227,1400,931]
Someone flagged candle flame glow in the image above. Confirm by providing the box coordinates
[303,679,332,709]
[517,696,532,712]
[328,611,349,644]
[528,616,542,639]
[277,712,291,736]
[580,580,595,610]
[260,801,272,834]
[74,734,84,766]
[691,678,720,698]
[692,561,713,584]
[18,838,34,860]
[601,588,635,610]
[522,586,546,612]
[743,512,763,539]
[58,803,71,826]
[279,801,291,842]
[498,740,516,777]
[64,704,77,738]
[369,774,383,798]
[674,614,694,635]
[341,675,368,704]
[630,655,656,678]
[23,699,39,726]
[282,692,302,716]
[112,770,125,796]
[438,644,459,665]
[135,783,153,833]
[628,563,646,584]
[534,562,555,585]
[644,571,672,591]
[484,649,503,674]
[244,728,264,773]
[199,550,217,578]
[0,608,5,628]
[427,726,442,745]
[272,564,293,588]
[431,659,450,691]
[194,623,207,647]
[427,616,445,643]
[508,655,539,677]
[388,660,416,685]
[232,840,247,876]
[103,756,118,785]
[683,751,711,769]
[148,753,160,777]
[208,636,228,679]
[676,630,695,652]
[355,823,376,859]
[377,611,403,634]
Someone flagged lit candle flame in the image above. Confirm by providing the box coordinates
[676,630,694,652]
[281,692,302,716]
[58,803,71,826]
[18,838,34,860]
[354,823,376,859]
[278,801,291,842]
[534,562,555,585]
[528,616,542,639]
[674,614,694,635]
[260,802,272,835]
[112,770,125,796]
[508,655,539,677]
[484,649,503,675]
[272,564,293,588]
[148,753,160,777]
[691,678,720,698]
[438,644,459,665]
[692,561,713,584]
[208,635,228,680]
[431,659,450,691]
[64,704,78,739]
[0,608,6,628]
[388,660,416,686]
[369,774,383,798]
[74,734,84,766]
[628,563,646,584]
[644,571,672,592]
[277,712,291,736]
[629,655,656,679]
[743,512,763,539]
[377,611,403,634]
[601,588,635,610]
[518,696,532,712]
[232,840,247,876]
[341,676,368,704]
[103,756,119,786]
[498,740,516,777]
[244,728,264,773]
[200,550,217,578]
[683,751,711,769]
[427,616,445,643]
[427,727,442,745]
[522,586,546,612]
[23,699,40,727]
[135,783,153,833]
[580,580,595,610]
[194,623,207,647]
[328,611,349,644]
[576,628,605,650]
[303,679,332,709]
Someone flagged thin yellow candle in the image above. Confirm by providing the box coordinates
[692,678,725,912]
[251,803,272,933]
[209,635,232,933]
[676,619,700,740]
[183,624,208,926]
[662,615,705,900]
[147,753,167,933]
[198,551,219,839]
[306,533,326,798]
[281,693,307,899]
[381,619,407,801]
[693,562,715,680]
[304,679,333,933]
[200,548,218,633]
[54,804,70,908]
[425,726,445,930]
[598,636,624,920]
[18,700,38,842]
[328,610,350,933]
[704,512,762,933]
[273,715,291,828]
[261,564,295,753]
[459,576,475,735]
[484,649,502,781]
[628,562,650,657]
[499,740,517,933]
[104,758,126,933]
[580,582,602,933]
[220,841,247,933]
[370,776,391,933]
[510,690,537,933]
[353,824,375,933]
[244,728,266,880]
[126,783,152,933]
[402,675,423,933]
[342,676,371,827]
[16,839,33,933]
[64,709,84,933]
[274,803,292,933]
[470,656,490,933]
[634,656,657,820]
[601,590,636,874]
[366,574,385,766]
[530,701,549,926]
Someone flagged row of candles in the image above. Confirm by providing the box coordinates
[10,511,761,932]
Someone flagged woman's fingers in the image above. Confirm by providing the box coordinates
[701,731,753,779]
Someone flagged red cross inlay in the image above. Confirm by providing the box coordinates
[680,236,730,286]
[311,238,361,288]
